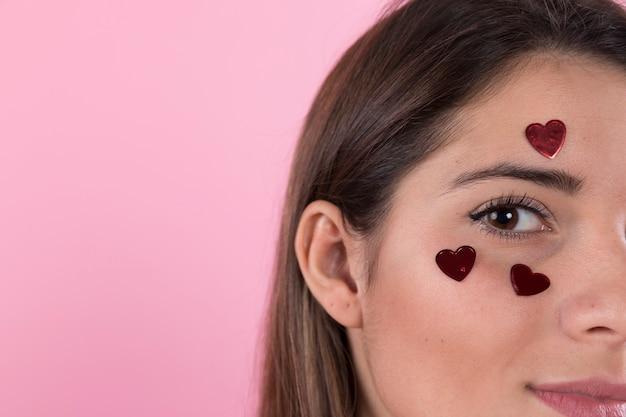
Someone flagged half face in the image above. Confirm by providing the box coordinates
[349,53,626,417]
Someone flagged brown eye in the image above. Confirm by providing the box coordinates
[468,194,554,241]
[483,205,544,232]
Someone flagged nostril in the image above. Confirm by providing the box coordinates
[587,326,612,333]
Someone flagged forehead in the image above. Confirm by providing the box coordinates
[420,53,626,195]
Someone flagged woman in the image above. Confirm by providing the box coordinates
[256,0,626,416]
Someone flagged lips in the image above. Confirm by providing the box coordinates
[531,377,626,401]
[529,377,626,417]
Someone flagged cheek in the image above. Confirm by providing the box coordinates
[360,243,540,416]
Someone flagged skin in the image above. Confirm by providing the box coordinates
[294,52,626,417]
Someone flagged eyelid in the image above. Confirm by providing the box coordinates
[467,192,556,241]
[468,191,555,221]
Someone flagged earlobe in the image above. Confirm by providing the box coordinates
[294,200,363,329]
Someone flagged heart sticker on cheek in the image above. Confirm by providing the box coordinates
[525,119,566,159]
[510,263,551,296]
[435,245,476,281]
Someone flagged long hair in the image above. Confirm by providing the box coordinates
[256,1,626,416]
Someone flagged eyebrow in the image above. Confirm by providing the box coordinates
[441,161,585,196]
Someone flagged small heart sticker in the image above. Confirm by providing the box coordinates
[510,263,550,296]
[435,245,476,281]
[525,119,566,159]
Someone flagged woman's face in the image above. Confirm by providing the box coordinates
[311,54,626,417]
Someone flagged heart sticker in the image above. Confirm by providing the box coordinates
[510,264,550,296]
[525,119,566,159]
[435,245,476,281]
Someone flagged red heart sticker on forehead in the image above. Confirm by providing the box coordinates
[525,119,566,159]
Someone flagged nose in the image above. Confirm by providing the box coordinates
[557,231,626,349]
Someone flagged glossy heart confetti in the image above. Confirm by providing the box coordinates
[525,119,566,159]
[510,263,551,296]
[435,245,476,281]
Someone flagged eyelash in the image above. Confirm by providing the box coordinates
[467,192,554,241]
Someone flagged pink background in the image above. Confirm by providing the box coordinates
[0,1,386,416]
[2,1,623,416]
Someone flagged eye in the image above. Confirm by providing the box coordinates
[467,192,554,241]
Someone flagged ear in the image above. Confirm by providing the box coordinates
[294,200,363,329]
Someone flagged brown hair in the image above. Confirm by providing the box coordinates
[255,0,626,416]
